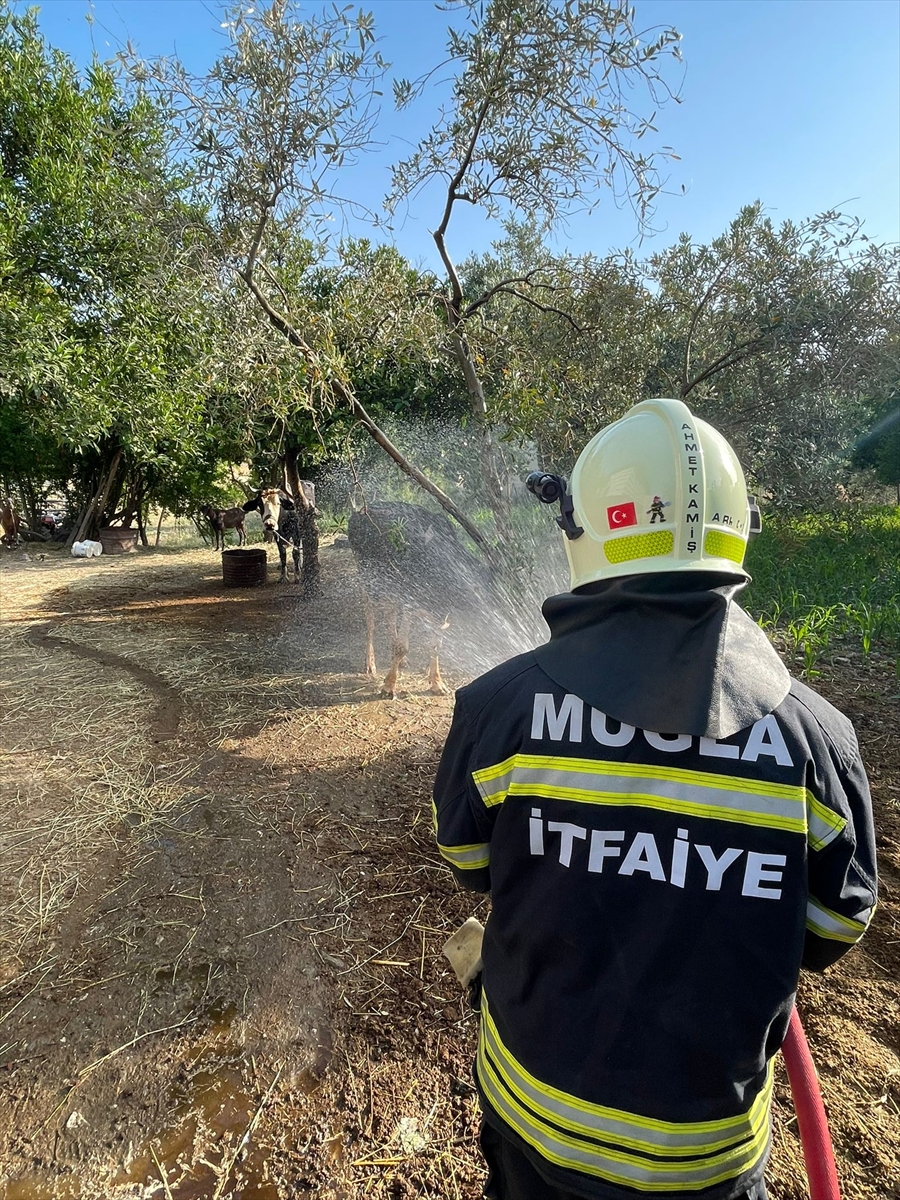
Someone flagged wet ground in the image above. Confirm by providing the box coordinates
[0,541,898,1199]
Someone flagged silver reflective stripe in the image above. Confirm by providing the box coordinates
[477,1044,771,1190]
[806,897,871,943]
[438,841,490,869]
[474,755,517,807]
[507,765,804,832]
[806,795,846,851]
[479,1003,766,1155]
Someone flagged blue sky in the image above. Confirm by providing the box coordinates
[27,0,900,271]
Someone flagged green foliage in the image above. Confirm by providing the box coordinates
[458,220,657,462]
[744,506,900,674]
[0,4,235,520]
[854,397,900,494]
[647,203,900,506]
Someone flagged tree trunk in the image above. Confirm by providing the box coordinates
[103,467,127,529]
[283,447,320,598]
[155,508,167,547]
[449,329,512,546]
[68,448,123,546]
[17,477,40,533]
[136,499,148,547]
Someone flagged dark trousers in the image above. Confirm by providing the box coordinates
[480,1121,768,1200]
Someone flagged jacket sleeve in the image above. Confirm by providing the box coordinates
[433,694,494,893]
[803,731,878,972]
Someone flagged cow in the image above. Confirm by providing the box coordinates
[201,504,247,551]
[348,500,491,699]
[242,488,301,583]
[1,498,21,546]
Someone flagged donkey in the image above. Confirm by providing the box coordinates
[348,500,491,699]
[201,504,247,551]
[242,488,301,583]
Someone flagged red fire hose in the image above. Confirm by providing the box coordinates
[781,1006,841,1200]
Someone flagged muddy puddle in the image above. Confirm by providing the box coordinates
[2,1007,321,1200]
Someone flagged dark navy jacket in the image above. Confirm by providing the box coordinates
[433,653,876,1200]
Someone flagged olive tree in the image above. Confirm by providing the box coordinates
[388,0,682,536]
[646,204,900,504]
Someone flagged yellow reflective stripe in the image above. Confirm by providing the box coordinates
[477,1035,771,1190]
[474,754,519,785]
[480,996,771,1151]
[437,841,490,869]
[430,799,438,834]
[508,756,806,803]
[806,897,872,943]
[806,794,846,851]
[704,529,746,564]
[472,754,807,835]
[473,754,518,807]
[508,781,803,835]
[604,529,674,565]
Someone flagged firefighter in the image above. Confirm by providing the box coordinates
[433,398,877,1200]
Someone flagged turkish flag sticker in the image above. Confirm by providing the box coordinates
[607,502,638,529]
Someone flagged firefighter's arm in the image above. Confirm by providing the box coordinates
[433,696,493,893]
[803,738,878,972]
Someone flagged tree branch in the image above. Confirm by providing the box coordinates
[494,287,589,334]
[237,270,496,560]
[462,270,545,318]
[681,331,778,397]
[682,260,733,393]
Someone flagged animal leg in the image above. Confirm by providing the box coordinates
[278,540,287,582]
[292,542,301,583]
[362,588,378,677]
[381,602,409,699]
[427,615,450,694]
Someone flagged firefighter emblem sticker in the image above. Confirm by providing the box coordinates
[607,502,637,529]
[647,496,672,524]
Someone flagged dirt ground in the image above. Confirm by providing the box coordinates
[0,540,898,1200]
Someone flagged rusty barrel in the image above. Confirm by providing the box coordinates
[99,527,138,554]
[222,548,267,588]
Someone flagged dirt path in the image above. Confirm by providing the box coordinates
[0,544,897,1200]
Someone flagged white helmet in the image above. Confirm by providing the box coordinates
[548,398,756,589]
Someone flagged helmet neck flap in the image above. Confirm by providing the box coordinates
[533,573,790,740]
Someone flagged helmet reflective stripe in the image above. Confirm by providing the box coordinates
[565,398,752,588]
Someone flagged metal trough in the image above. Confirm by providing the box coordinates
[99,527,138,554]
[222,548,267,588]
